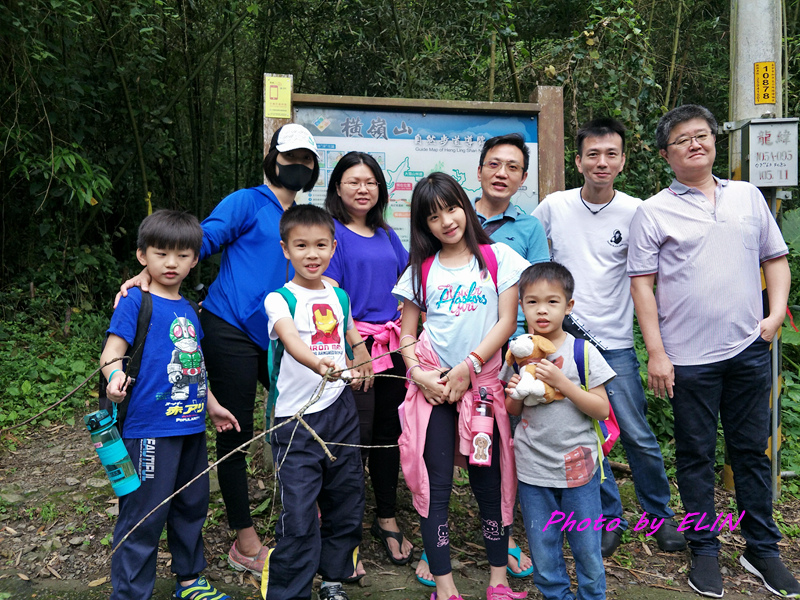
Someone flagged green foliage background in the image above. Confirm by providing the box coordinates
[2,0,800,483]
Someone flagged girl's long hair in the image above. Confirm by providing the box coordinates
[404,171,492,305]
[325,152,390,231]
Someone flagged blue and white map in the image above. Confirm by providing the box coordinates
[295,107,539,248]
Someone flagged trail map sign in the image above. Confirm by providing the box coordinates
[292,103,538,248]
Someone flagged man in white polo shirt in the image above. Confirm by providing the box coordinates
[628,104,797,599]
[533,117,685,559]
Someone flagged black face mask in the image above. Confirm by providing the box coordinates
[276,163,314,191]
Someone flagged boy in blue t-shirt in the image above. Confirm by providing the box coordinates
[100,210,239,600]
[505,262,615,600]
[262,205,370,600]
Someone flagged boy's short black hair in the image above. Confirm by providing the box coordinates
[518,261,575,301]
[479,133,530,173]
[279,204,336,242]
[137,210,203,256]
[576,117,627,155]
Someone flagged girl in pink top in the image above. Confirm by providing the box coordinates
[392,172,528,600]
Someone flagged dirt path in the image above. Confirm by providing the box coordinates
[1,423,798,599]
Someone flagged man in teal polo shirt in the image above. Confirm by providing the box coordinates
[473,133,550,337]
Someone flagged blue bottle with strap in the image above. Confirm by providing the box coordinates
[84,405,141,497]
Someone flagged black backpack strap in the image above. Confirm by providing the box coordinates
[187,299,201,319]
[115,291,153,433]
[482,215,514,236]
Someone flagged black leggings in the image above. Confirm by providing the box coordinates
[200,310,270,530]
[351,336,407,519]
[421,402,508,576]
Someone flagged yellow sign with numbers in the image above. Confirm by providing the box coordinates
[754,62,776,105]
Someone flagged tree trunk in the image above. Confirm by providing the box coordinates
[489,30,496,102]
[503,35,522,103]
[663,0,684,110]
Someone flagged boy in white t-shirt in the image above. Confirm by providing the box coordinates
[262,205,371,600]
[506,262,615,600]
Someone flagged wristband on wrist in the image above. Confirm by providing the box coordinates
[467,354,482,374]
[406,364,422,380]
[399,334,417,345]
[469,351,486,366]
[351,340,366,349]
[107,369,121,383]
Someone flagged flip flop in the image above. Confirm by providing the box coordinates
[343,572,365,585]
[507,543,534,578]
[371,519,413,566]
[416,551,436,587]
[342,557,365,584]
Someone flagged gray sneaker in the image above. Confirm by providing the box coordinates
[318,583,350,600]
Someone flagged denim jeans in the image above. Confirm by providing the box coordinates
[598,348,675,530]
[518,471,605,600]
[671,338,781,557]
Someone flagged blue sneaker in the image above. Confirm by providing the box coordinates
[174,576,231,599]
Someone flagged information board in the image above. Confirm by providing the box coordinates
[293,106,538,247]
[742,118,798,187]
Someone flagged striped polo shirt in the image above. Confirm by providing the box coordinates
[627,178,787,365]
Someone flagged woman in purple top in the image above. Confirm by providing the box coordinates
[324,152,413,568]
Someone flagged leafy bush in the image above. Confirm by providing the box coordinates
[0,311,107,436]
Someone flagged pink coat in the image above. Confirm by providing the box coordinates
[353,319,401,373]
[398,332,518,525]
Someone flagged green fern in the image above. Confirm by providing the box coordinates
[781,208,800,255]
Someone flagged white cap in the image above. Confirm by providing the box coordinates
[271,124,320,158]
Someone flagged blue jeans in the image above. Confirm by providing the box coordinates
[599,348,674,530]
[671,338,781,557]
[518,471,606,600]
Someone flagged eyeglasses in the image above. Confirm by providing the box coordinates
[341,180,379,190]
[667,131,714,149]
[481,160,523,174]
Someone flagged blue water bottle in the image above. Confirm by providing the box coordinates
[84,406,140,497]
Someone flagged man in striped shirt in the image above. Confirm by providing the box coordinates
[628,104,796,599]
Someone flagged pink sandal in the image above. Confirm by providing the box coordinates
[486,584,528,599]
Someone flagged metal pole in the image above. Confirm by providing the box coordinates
[729,0,782,179]
[729,0,784,497]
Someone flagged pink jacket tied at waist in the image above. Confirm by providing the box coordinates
[354,319,402,373]
[398,331,518,525]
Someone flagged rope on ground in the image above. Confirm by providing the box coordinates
[108,370,334,561]
[9,338,430,557]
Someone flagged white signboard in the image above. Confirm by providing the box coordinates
[293,106,538,248]
[746,119,798,187]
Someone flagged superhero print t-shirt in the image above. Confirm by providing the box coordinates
[265,281,354,417]
[108,288,207,438]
